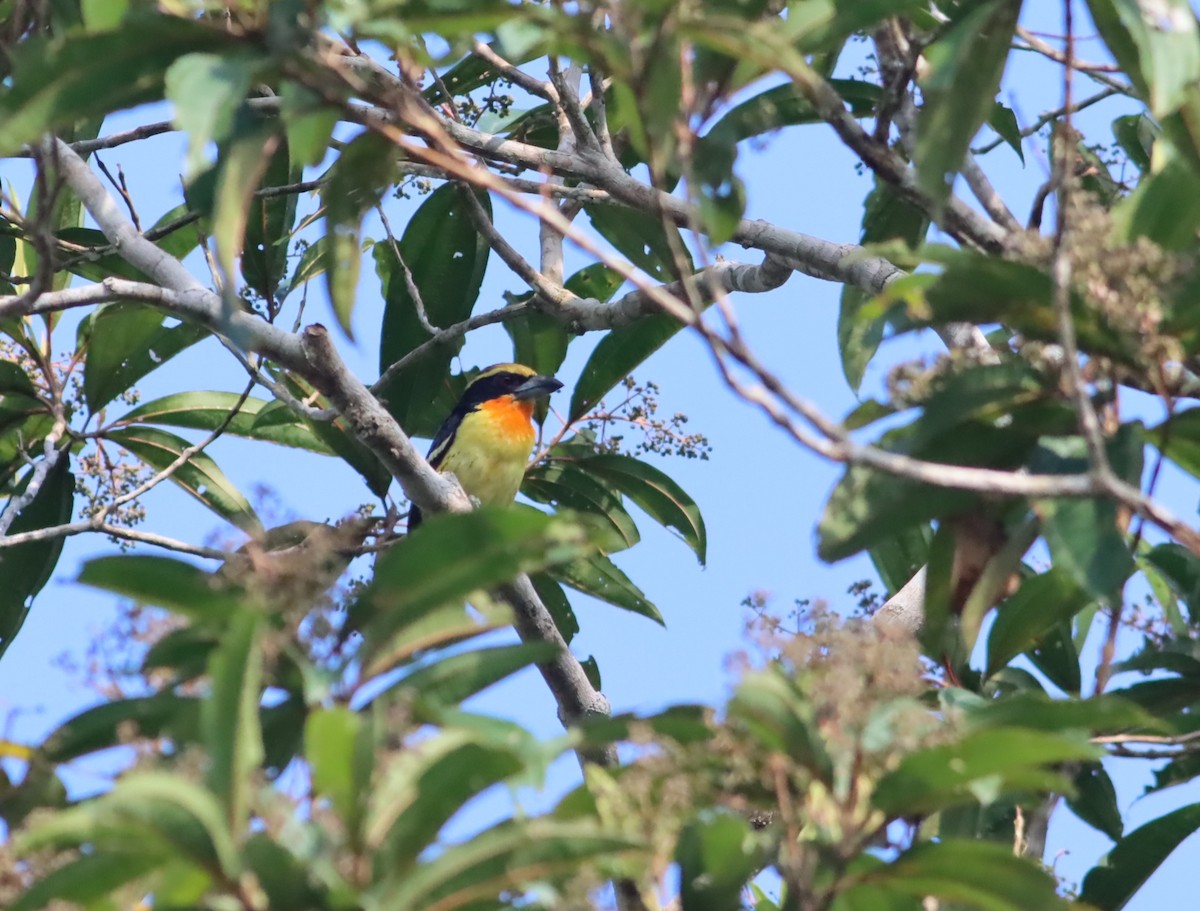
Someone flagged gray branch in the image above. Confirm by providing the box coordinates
[45,137,612,736]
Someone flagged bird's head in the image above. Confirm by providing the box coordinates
[456,363,563,413]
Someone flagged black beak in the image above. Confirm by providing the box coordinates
[512,375,563,400]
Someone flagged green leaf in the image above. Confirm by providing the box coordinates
[1033,431,1141,601]
[818,418,1036,563]
[787,0,929,52]
[287,234,332,295]
[165,51,262,177]
[703,79,882,147]
[1142,542,1200,625]
[523,462,641,552]
[79,554,239,622]
[393,641,558,709]
[873,727,1099,816]
[51,226,154,284]
[1038,497,1134,601]
[0,457,74,660]
[17,772,238,877]
[1112,155,1200,250]
[1067,762,1124,841]
[961,690,1155,735]
[552,552,663,624]
[376,184,491,437]
[374,819,640,911]
[0,17,235,155]
[243,834,326,909]
[676,811,763,911]
[1026,621,1083,694]
[203,609,263,832]
[323,131,400,336]
[1149,407,1200,479]
[117,391,334,453]
[986,567,1095,676]
[864,839,1066,911]
[41,694,201,763]
[869,524,931,595]
[838,180,928,390]
[504,264,624,381]
[10,850,165,911]
[82,0,131,30]
[242,134,301,303]
[82,303,208,411]
[306,707,371,844]
[280,82,338,168]
[575,452,706,563]
[728,667,831,774]
[1085,0,1200,119]
[589,205,694,283]
[987,100,1024,162]
[212,124,279,308]
[271,376,392,497]
[531,570,579,643]
[1081,802,1200,911]
[569,315,683,422]
[1112,113,1156,173]
[347,507,610,666]
[106,425,261,533]
[370,734,531,875]
[915,0,1023,203]
[901,251,1134,364]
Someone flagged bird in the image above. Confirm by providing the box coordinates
[408,363,563,530]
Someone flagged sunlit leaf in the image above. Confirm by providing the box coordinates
[551,552,663,624]
[106,425,261,533]
[82,303,207,411]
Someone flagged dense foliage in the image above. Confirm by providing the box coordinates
[2,0,1200,909]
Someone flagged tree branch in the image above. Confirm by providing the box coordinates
[46,135,615,743]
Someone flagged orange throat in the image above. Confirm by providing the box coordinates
[478,395,536,442]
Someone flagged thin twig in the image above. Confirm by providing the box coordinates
[0,418,67,536]
[95,156,141,231]
[376,204,440,334]
[471,40,559,102]
[973,86,1122,155]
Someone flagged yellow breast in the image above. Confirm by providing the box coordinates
[438,396,536,505]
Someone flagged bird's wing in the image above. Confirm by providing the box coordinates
[425,408,466,470]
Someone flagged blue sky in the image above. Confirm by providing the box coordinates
[2,2,1198,906]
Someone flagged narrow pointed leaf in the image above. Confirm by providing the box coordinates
[1081,802,1200,911]
[869,839,1066,911]
[82,303,207,411]
[306,707,370,844]
[523,462,641,552]
[915,0,1023,202]
[106,425,261,533]
[347,507,611,661]
[9,850,165,911]
[551,552,663,624]
[203,609,264,833]
[376,820,640,911]
[578,452,707,564]
[323,131,399,336]
[117,391,334,453]
[377,184,491,436]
